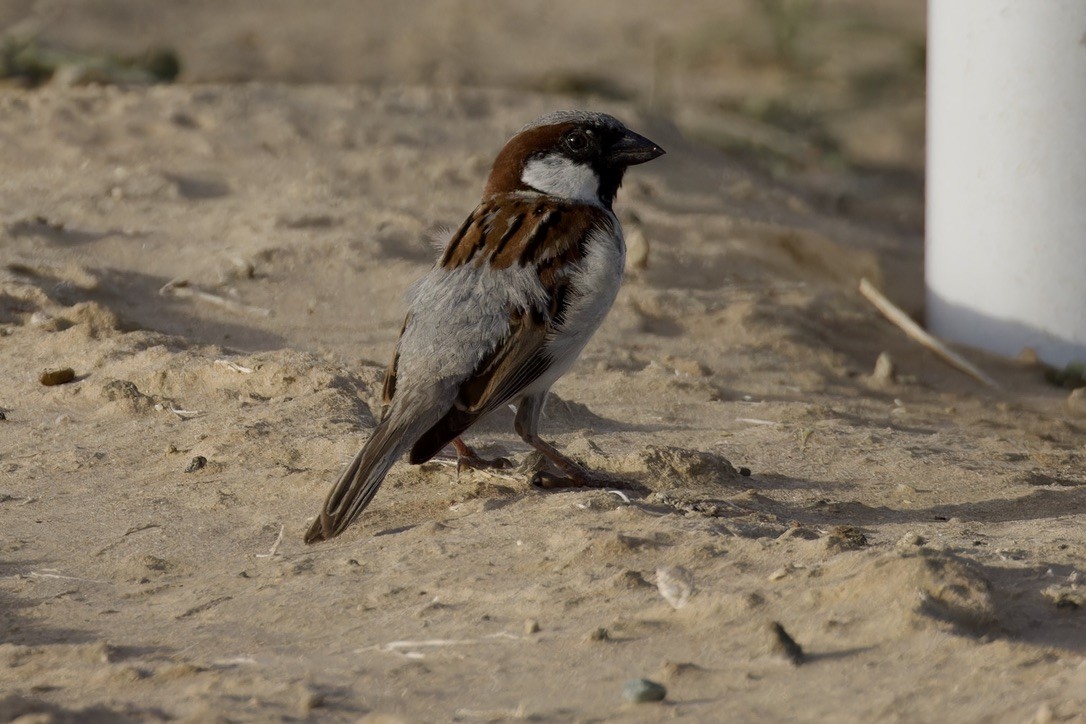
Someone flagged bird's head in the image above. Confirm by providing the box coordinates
[484,110,665,208]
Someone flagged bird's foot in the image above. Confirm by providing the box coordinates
[458,452,514,474]
[519,442,634,491]
[452,439,514,474]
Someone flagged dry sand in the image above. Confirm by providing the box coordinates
[1,2,1085,722]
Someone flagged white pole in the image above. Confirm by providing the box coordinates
[926,0,1086,367]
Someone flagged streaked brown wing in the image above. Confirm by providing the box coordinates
[409,196,611,464]
[379,313,411,419]
[408,307,551,464]
[440,195,609,271]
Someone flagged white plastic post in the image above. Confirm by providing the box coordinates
[926,0,1086,366]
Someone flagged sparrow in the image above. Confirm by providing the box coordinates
[305,110,664,543]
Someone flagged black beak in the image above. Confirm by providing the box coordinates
[607,129,665,166]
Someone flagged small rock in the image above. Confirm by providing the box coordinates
[613,569,652,590]
[524,619,540,635]
[870,352,896,385]
[185,456,207,473]
[768,622,804,665]
[665,355,709,377]
[826,525,868,552]
[30,311,57,329]
[659,661,702,681]
[894,483,917,497]
[896,531,925,548]
[768,567,790,581]
[0,410,6,420]
[739,467,752,477]
[656,566,695,609]
[588,627,610,642]
[743,592,766,609]
[623,678,666,703]
[297,686,324,714]
[39,367,76,386]
[1031,702,1054,724]
[220,256,256,282]
[142,555,170,572]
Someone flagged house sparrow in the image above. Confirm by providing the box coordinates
[305,110,664,543]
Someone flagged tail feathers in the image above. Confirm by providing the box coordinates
[305,420,410,544]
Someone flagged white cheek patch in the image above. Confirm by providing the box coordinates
[521,154,600,203]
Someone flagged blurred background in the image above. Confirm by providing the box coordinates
[1,0,926,233]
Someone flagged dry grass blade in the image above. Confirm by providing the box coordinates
[859,278,1001,390]
[160,278,271,317]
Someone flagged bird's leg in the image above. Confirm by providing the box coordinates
[452,437,513,473]
[513,393,618,489]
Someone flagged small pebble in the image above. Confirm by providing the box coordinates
[739,467,752,477]
[659,661,701,680]
[769,622,805,665]
[826,525,867,551]
[656,566,695,609]
[185,456,207,473]
[588,627,609,642]
[623,678,666,703]
[524,619,540,635]
[768,567,790,581]
[870,351,896,384]
[896,531,925,548]
[0,410,6,420]
[1032,703,1054,724]
[40,367,76,386]
[297,687,324,714]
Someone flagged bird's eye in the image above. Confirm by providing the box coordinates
[564,130,590,153]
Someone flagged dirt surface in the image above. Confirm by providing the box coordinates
[2,2,1085,722]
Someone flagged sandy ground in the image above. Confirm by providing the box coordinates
[2,2,1086,722]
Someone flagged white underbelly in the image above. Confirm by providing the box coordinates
[531,227,625,392]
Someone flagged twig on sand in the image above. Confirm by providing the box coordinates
[153,403,204,420]
[608,489,631,504]
[859,278,1001,390]
[160,278,270,317]
[24,570,108,584]
[430,457,521,484]
[255,525,285,558]
[360,632,521,659]
[455,704,528,720]
[214,359,254,374]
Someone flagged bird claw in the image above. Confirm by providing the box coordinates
[456,452,514,474]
